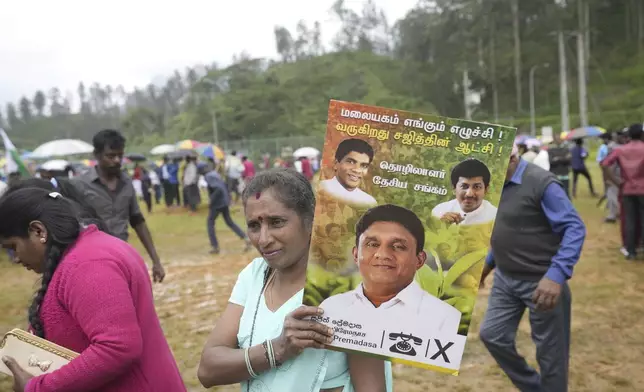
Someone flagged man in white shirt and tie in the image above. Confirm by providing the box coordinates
[319,138,377,208]
[320,204,461,334]
[431,158,497,226]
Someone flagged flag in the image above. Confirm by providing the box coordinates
[0,128,30,177]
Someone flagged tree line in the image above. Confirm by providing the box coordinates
[2,0,642,149]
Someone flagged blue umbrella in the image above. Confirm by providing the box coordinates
[564,126,606,140]
[196,144,225,160]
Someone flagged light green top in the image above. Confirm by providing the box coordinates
[230,257,393,392]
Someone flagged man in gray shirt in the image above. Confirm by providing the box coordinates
[72,129,166,282]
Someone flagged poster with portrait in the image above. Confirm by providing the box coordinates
[303,100,516,375]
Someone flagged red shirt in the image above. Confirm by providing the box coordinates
[242,160,256,179]
[301,158,313,180]
[602,140,644,195]
[132,166,142,180]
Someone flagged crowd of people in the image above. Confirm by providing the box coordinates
[0,123,641,391]
[516,124,644,260]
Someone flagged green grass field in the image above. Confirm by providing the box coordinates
[0,165,643,391]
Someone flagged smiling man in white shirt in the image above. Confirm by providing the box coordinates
[319,138,377,208]
[432,158,497,226]
[320,204,461,334]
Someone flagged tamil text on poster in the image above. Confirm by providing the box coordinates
[303,99,516,375]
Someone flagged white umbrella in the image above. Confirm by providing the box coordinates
[525,138,542,149]
[293,147,320,159]
[41,159,69,171]
[30,139,93,159]
[150,144,177,155]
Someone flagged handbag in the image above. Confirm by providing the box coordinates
[0,328,79,377]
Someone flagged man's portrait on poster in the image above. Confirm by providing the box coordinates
[431,158,497,226]
[319,204,461,334]
[318,138,378,208]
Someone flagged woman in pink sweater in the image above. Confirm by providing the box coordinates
[0,188,186,392]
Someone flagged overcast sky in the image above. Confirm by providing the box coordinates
[0,0,418,109]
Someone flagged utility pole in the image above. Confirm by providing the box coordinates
[463,69,471,120]
[577,32,589,127]
[529,65,538,137]
[558,30,570,133]
[581,0,591,81]
[202,78,220,145]
[529,63,548,137]
[511,0,522,112]
[209,92,219,146]
[489,14,499,122]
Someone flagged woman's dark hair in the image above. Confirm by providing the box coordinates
[241,168,317,319]
[7,178,109,234]
[0,188,82,338]
[241,168,316,227]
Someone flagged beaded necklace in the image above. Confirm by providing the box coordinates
[245,266,274,392]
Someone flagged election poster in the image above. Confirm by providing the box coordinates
[303,100,516,375]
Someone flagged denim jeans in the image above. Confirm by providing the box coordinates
[207,205,246,249]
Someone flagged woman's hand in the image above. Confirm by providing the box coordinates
[2,356,34,392]
[272,306,334,363]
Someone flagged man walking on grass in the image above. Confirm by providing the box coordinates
[602,123,644,260]
[204,167,251,255]
[72,129,166,282]
[479,144,586,392]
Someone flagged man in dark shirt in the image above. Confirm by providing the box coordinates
[602,123,644,260]
[204,168,251,254]
[548,134,572,197]
[570,139,597,197]
[72,129,166,282]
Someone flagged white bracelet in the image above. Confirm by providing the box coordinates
[244,348,258,378]
[266,339,276,368]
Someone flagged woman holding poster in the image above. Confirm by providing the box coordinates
[304,100,516,376]
[197,168,392,392]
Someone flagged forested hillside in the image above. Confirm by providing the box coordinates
[1,0,642,150]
